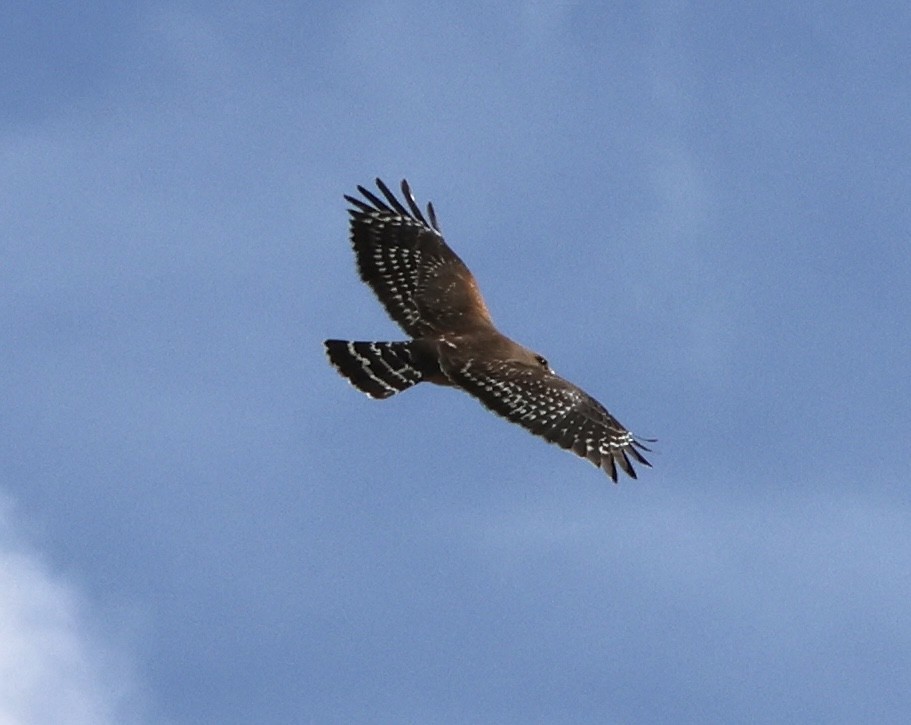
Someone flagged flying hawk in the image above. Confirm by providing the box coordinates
[324,178,652,481]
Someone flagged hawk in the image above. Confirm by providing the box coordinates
[324,178,652,481]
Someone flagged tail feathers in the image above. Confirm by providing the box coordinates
[324,340,422,399]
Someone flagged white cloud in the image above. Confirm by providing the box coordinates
[0,497,152,725]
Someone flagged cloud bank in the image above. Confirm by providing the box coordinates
[0,497,151,725]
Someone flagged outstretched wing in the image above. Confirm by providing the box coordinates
[345,179,494,338]
[449,358,652,482]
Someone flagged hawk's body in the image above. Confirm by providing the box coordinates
[324,179,651,481]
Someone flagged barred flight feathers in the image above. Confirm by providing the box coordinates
[325,178,653,482]
[448,358,652,482]
[344,179,494,338]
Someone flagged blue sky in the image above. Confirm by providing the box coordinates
[3,2,910,722]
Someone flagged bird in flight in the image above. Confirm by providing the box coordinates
[324,178,652,481]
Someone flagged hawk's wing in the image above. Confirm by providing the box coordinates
[448,358,652,482]
[345,179,494,338]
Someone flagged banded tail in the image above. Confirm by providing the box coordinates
[324,340,422,399]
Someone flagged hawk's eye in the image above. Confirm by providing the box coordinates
[535,354,549,368]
